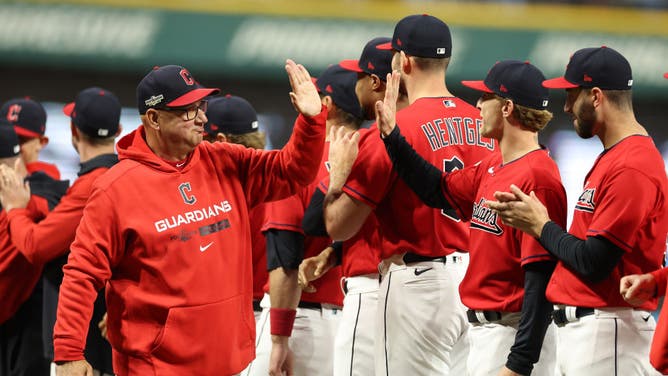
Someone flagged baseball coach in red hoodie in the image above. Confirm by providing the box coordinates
[53,60,327,376]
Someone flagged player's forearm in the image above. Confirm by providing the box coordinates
[323,192,365,241]
[269,268,301,309]
[381,126,450,209]
[539,222,623,282]
[506,261,555,375]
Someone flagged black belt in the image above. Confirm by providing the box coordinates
[552,307,595,325]
[466,309,504,324]
[252,299,262,312]
[298,301,323,310]
[403,252,447,264]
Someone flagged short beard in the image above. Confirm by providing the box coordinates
[575,101,596,139]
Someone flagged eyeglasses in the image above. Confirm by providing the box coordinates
[158,100,208,121]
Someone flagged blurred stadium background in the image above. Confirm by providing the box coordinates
[1,0,667,225]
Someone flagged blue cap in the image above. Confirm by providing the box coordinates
[137,65,220,114]
[0,119,21,158]
[315,65,364,120]
[205,95,259,136]
[377,14,451,59]
[63,87,122,138]
[462,60,550,110]
[340,37,393,80]
[0,98,47,138]
[543,46,633,91]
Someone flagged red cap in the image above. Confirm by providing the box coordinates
[542,76,579,89]
[339,59,363,73]
[664,72,668,79]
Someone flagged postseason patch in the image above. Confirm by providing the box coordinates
[145,94,164,107]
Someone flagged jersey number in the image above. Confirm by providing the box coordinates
[441,157,464,222]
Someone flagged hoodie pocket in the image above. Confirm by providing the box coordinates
[150,296,254,375]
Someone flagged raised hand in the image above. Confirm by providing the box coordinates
[285,59,321,117]
[327,126,360,194]
[376,70,401,137]
[0,163,30,212]
[620,273,657,306]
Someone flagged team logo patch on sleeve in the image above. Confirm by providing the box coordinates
[470,198,503,235]
[575,188,596,213]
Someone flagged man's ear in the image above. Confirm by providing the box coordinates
[502,99,514,119]
[39,136,49,146]
[322,95,334,111]
[401,51,412,74]
[371,75,384,92]
[144,109,160,130]
[114,124,123,137]
[216,133,228,143]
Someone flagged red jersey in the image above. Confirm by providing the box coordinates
[342,97,495,259]
[650,267,668,374]
[53,110,326,376]
[444,150,566,311]
[249,204,268,301]
[546,136,668,310]
[262,141,344,306]
[0,173,66,323]
[317,180,381,278]
[7,155,117,265]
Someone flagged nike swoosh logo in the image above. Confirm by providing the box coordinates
[199,242,214,252]
[414,267,433,276]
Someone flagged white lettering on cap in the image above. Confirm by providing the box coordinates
[98,129,109,136]
[145,94,164,106]
[13,144,20,154]
[251,121,259,129]
[436,47,446,55]
[542,100,549,107]
[628,79,633,87]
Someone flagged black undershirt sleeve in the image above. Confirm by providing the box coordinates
[265,229,305,271]
[539,221,624,282]
[506,261,556,375]
[331,241,343,266]
[382,125,451,210]
[303,189,328,236]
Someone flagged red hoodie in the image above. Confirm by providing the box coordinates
[53,109,326,376]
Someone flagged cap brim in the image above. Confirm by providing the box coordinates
[14,126,42,138]
[461,80,493,93]
[542,77,579,89]
[339,59,363,73]
[376,42,393,50]
[168,88,220,107]
[63,102,75,116]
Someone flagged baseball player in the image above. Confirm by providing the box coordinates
[323,14,495,375]
[53,61,327,376]
[297,38,401,376]
[244,64,361,376]
[487,47,668,375]
[0,122,68,376]
[0,87,122,376]
[1,97,60,180]
[204,94,269,321]
[376,61,566,375]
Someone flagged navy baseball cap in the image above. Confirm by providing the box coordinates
[136,65,220,115]
[315,65,364,119]
[462,60,550,110]
[0,119,21,158]
[0,98,47,138]
[340,37,393,80]
[543,46,633,91]
[205,95,259,136]
[377,14,451,59]
[63,87,122,138]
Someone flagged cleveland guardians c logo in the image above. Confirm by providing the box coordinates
[180,69,195,86]
[178,182,197,205]
[6,104,21,122]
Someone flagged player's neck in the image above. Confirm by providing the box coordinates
[405,73,453,104]
[498,127,540,165]
[597,108,646,149]
[78,142,116,164]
